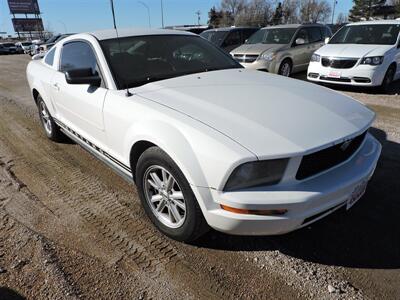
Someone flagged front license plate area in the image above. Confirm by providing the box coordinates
[346,181,367,210]
[328,71,341,78]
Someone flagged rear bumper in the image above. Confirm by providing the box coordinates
[307,61,386,86]
[196,133,381,235]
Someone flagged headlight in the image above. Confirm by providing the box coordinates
[224,159,288,191]
[361,56,383,65]
[311,53,320,62]
[259,52,276,61]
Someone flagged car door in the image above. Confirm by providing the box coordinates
[306,27,325,58]
[291,28,310,72]
[51,40,108,146]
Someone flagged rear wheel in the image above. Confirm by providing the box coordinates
[381,65,395,93]
[37,96,65,142]
[136,146,208,242]
[278,59,292,77]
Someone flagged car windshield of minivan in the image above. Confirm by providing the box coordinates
[101,35,242,89]
[246,28,297,44]
[330,24,400,45]
[200,31,228,45]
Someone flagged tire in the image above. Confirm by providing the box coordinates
[278,59,292,77]
[37,96,66,142]
[380,65,395,93]
[136,146,208,242]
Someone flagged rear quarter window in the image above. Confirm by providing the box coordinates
[44,47,56,66]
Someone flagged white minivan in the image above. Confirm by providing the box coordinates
[308,20,400,91]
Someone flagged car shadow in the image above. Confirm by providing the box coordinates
[194,127,400,270]
[0,287,26,300]
[293,71,400,95]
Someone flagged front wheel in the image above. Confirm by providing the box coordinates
[278,59,292,77]
[37,96,65,142]
[136,146,208,242]
[381,66,395,93]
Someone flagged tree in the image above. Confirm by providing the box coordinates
[336,12,348,24]
[299,0,331,23]
[208,6,224,27]
[281,0,300,23]
[221,0,246,16]
[348,0,382,21]
[235,0,273,26]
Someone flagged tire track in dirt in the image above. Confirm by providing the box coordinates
[0,97,237,299]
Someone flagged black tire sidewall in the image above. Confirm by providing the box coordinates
[37,96,65,142]
[135,147,206,242]
[278,59,292,77]
[382,67,395,92]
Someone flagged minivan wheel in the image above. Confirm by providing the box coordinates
[278,59,292,77]
[136,146,208,242]
[37,96,65,142]
[381,66,395,93]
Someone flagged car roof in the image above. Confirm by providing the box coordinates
[202,27,258,33]
[89,28,195,40]
[260,23,325,30]
[347,20,400,26]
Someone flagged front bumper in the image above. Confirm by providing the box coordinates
[307,61,386,86]
[239,59,278,73]
[196,133,381,235]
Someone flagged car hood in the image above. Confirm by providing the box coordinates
[231,43,286,55]
[316,43,392,58]
[137,69,374,158]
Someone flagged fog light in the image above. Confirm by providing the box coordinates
[220,204,287,216]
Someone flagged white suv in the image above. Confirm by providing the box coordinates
[308,20,400,91]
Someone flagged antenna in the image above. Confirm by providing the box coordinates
[109,0,132,97]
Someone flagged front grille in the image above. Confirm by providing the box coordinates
[321,57,358,69]
[233,54,258,63]
[320,76,351,83]
[296,131,367,180]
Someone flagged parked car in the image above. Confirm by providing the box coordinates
[32,34,74,55]
[27,29,381,242]
[15,41,33,54]
[231,24,332,76]
[200,27,259,52]
[308,20,400,91]
[0,42,17,55]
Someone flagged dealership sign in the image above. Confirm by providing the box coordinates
[12,18,43,32]
[8,0,40,14]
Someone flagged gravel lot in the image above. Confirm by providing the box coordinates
[0,54,399,300]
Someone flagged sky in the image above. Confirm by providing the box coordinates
[0,0,353,36]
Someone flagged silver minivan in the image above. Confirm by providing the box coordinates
[230,24,332,76]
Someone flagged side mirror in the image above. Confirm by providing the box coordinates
[295,38,305,46]
[325,37,330,44]
[65,68,101,87]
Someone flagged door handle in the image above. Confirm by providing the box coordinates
[52,83,60,91]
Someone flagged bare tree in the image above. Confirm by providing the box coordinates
[221,0,246,16]
[281,0,300,23]
[336,12,348,24]
[299,0,331,23]
[235,0,274,26]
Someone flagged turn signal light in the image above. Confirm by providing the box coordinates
[220,204,287,216]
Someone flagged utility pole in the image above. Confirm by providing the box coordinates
[331,0,337,24]
[138,1,151,28]
[161,0,164,28]
[196,10,201,25]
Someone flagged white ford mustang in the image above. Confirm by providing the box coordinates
[27,29,381,241]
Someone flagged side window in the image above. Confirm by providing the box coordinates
[60,41,98,74]
[294,28,309,45]
[223,31,241,47]
[307,27,323,43]
[44,47,56,66]
[242,29,257,42]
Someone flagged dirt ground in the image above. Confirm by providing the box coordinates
[0,54,399,300]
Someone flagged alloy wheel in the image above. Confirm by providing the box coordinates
[39,101,52,135]
[143,165,186,228]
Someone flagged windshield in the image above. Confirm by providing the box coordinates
[101,35,242,89]
[330,24,400,45]
[247,28,297,44]
[3,43,15,47]
[200,31,228,45]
